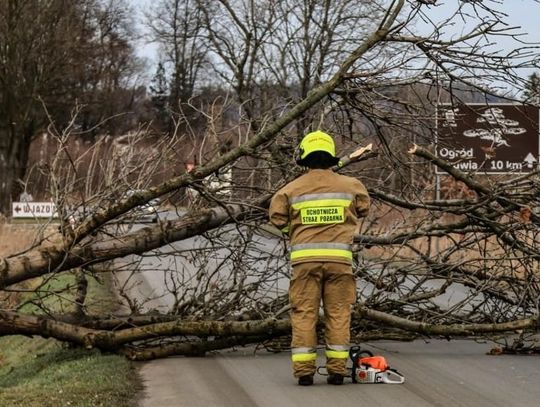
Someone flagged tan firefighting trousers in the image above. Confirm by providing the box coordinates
[289,262,356,378]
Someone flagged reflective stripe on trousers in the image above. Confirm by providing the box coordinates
[291,347,317,362]
[290,242,352,262]
[325,344,349,359]
[289,262,355,377]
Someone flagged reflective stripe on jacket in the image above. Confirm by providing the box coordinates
[269,169,370,265]
[290,243,353,263]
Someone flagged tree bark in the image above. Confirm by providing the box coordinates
[0,201,257,289]
[1,307,539,360]
[357,306,540,336]
[0,144,16,215]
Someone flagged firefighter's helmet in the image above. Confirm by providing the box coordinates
[296,130,339,166]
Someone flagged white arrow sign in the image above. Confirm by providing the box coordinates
[524,153,538,168]
[12,202,58,218]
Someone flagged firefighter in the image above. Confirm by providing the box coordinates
[269,130,370,386]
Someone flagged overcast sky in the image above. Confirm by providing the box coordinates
[414,0,540,50]
[131,0,540,78]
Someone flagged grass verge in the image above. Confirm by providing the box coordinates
[0,273,142,407]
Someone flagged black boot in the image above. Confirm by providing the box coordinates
[327,374,344,385]
[298,375,314,386]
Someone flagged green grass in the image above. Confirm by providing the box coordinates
[0,272,141,407]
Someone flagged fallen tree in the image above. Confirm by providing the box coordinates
[2,0,540,358]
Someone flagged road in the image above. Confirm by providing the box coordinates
[116,217,539,406]
[114,215,483,316]
[137,339,540,407]
[114,217,288,314]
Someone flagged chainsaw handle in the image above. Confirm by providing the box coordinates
[379,369,405,384]
[349,346,373,361]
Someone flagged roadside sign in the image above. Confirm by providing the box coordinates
[12,202,58,218]
[436,103,539,174]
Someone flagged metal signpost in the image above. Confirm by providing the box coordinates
[436,103,540,174]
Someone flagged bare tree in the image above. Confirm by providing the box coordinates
[261,0,381,133]
[145,0,209,113]
[0,0,141,214]
[2,0,540,360]
[524,72,540,105]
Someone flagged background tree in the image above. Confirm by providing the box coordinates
[149,61,171,130]
[523,72,540,105]
[145,0,209,126]
[0,0,141,215]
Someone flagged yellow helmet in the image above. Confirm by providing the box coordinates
[296,130,339,165]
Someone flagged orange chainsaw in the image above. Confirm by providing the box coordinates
[349,346,405,384]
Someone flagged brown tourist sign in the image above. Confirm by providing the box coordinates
[436,104,539,174]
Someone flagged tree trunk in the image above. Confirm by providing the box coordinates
[0,127,33,215]
[0,145,15,215]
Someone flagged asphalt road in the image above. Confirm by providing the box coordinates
[118,217,539,407]
[114,218,288,314]
[137,339,540,407]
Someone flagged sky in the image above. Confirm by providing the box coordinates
[413,0,540,59]
[415,0,540,38]
[129,0,158,68]
[410,0,540,92]
[130,0,540,82]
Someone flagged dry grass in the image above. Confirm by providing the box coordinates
[0,221,141,407]
[0,223,40,257]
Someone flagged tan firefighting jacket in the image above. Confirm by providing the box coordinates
[269,169,370,265]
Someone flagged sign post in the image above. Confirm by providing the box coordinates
[436,103,539,174]
[12,202,58,219]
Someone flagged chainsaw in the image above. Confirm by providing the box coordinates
[317,345,405,384]
[349,346,405,384]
